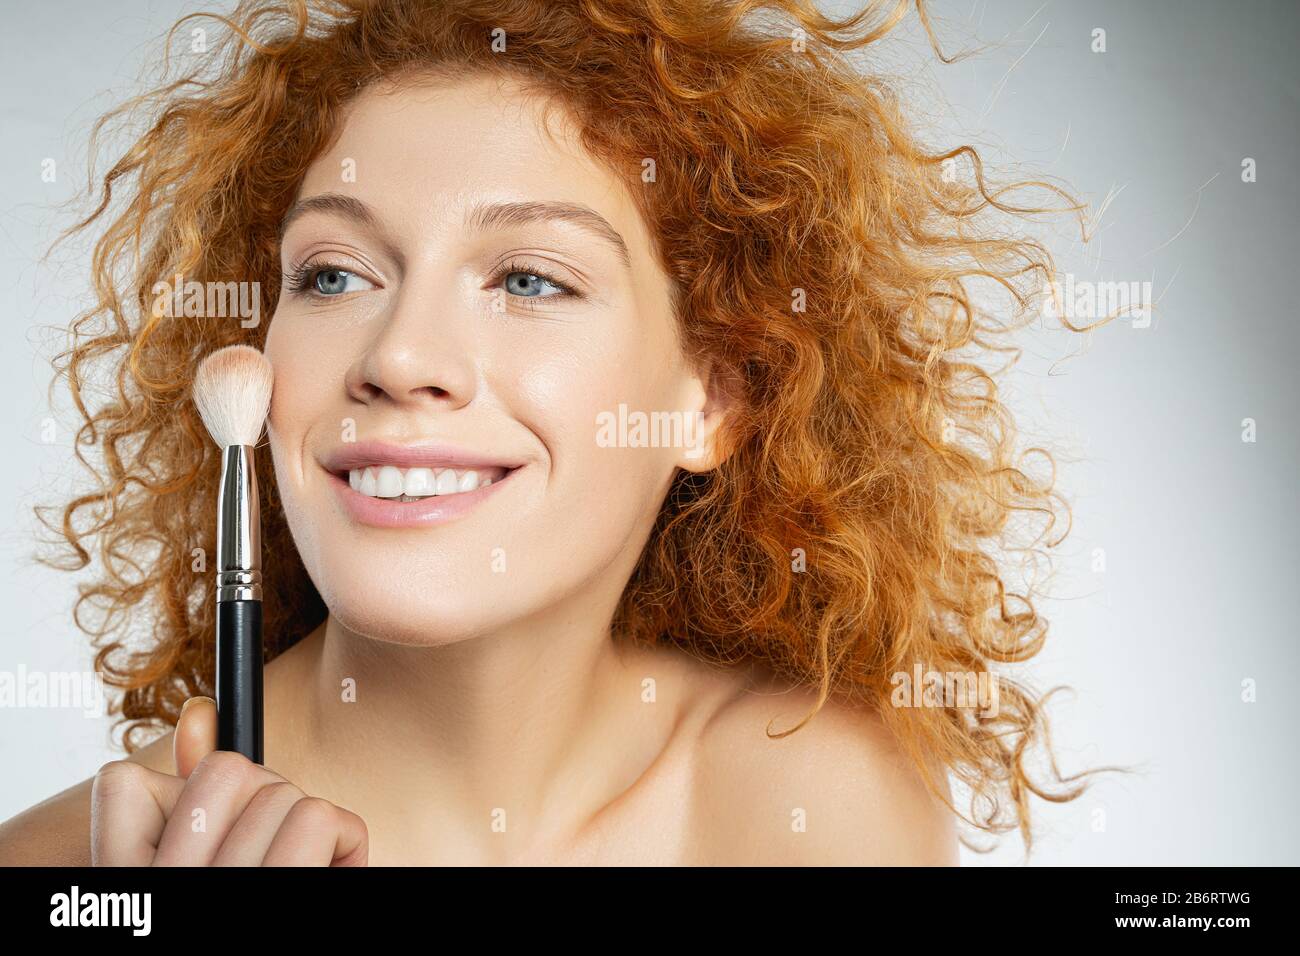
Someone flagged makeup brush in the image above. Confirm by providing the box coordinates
[193,345,273,764]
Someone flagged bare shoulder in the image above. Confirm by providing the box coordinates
[0,731,175,866]
[686,664,959,866]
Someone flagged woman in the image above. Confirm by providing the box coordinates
[0,0,1093,865]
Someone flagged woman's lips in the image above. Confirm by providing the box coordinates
[321,439,526,473]
[326,464,519,528]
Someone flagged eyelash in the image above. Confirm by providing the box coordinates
[283,257,581,307]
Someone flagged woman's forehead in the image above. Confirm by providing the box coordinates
[291,73,660,286]
[301,75,621,215]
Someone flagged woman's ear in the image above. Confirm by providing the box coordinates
[676,358,742,474]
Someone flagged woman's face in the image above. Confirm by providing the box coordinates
[264,73,718,645]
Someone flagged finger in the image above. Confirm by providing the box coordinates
[152,750,280,866]
[174,696,217,779]
[261,798,369,867]
[90,761,187,866]
[210,781,305,866]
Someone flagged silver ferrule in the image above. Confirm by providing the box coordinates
[216,444,262,602]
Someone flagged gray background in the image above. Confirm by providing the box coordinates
[1,0,1296,865]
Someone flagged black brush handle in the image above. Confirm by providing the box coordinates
[216,599,264,764]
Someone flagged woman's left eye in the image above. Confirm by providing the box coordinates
[500,269,572,299]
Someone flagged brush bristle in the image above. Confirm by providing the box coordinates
[193,345,273,448]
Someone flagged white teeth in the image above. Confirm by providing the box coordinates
[344,465,503,499]
[376,465,404,498]
[404,467,435,496]
[435,469,459,495]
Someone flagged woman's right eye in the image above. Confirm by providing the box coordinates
[290,264,375,297]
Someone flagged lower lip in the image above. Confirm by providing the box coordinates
[327,468,517,528]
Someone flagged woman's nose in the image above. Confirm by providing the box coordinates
[343,273,477,410]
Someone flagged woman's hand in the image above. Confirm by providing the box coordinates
[90,697,368,866]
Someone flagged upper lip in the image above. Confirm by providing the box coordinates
[320,439,526,475]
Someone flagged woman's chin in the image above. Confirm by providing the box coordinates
[312,570,521,646]
[322,604,498,647]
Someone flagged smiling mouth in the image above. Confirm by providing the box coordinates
[329,463,519,501]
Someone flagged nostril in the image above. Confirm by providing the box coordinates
[408,385,452,402]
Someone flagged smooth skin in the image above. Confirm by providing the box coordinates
[0,72,958,866]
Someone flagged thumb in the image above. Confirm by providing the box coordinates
[174,695,217,779]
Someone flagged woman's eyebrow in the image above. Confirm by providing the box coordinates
[279,193,380,239]
[279,193,631,270]
[466,200,631,270]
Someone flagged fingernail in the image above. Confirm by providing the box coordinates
[180,696,214,717]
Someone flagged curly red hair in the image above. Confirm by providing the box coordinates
[43,0,1104,851]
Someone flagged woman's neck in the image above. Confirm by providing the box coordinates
[261,607,699,863]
